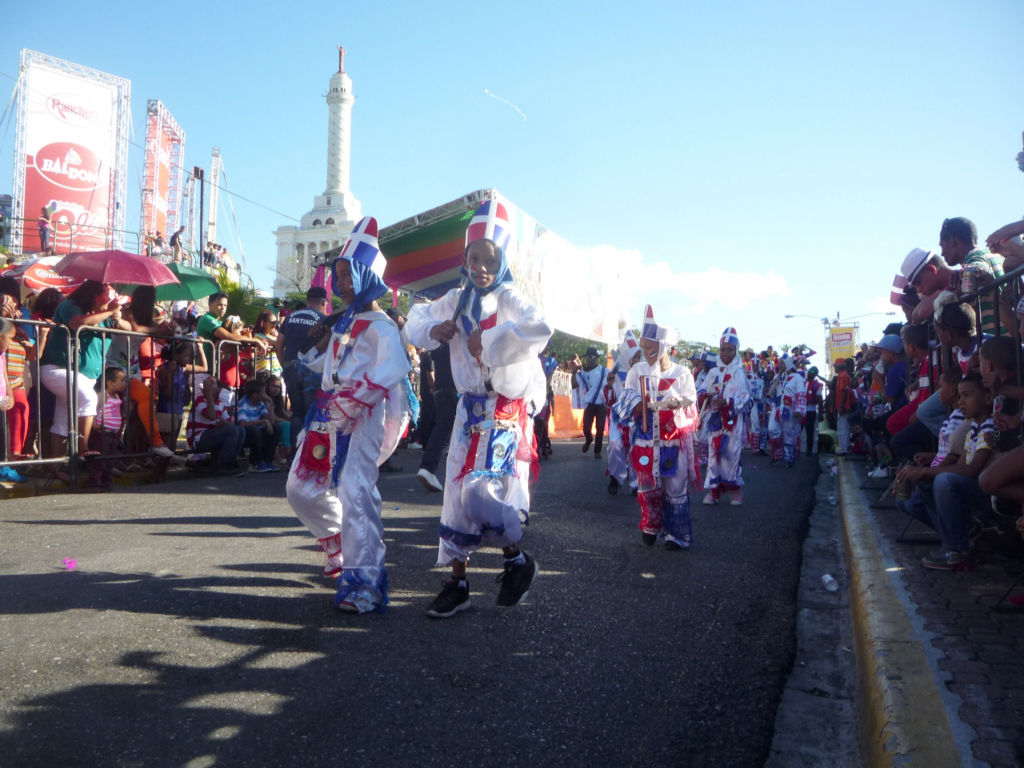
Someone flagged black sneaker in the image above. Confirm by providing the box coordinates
[495,552,538,607]
[426,578,471,618]
[582,438,591,453]
[608,477,620,495]
[641,532,657,546]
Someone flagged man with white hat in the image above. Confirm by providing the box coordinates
[900,247,955,324]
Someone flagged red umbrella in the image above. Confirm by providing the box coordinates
[54,249,180,287]
[2,256,84,297]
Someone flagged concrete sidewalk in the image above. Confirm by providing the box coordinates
[838,457,1024,767]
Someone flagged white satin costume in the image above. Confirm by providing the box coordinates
[406,285,552,566]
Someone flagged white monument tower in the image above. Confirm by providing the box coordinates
[273,46,362,297]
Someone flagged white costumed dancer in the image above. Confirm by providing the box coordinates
[697,327,752,506]
[615,305,699,550]
[286,216,411,614]
[406,199,553,618]
[604,330,641,495]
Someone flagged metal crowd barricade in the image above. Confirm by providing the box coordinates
[0,317,73,473]
[0,320,213,490]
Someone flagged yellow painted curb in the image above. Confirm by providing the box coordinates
[839,460,960,767]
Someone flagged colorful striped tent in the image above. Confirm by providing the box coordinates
[378,190,491,299]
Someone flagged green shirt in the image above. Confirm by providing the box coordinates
[197,312,224,343]
[39,299,114,379]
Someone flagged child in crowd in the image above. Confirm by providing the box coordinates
[697,327,751,505]
[895,368,969,526]
[978,337,1024,511]
[264,374,292,464]
[615,305,698,550]
[908,372,995,569]
[88,367,127,489]
[187,375,245,475]
[156,340,207,449]
[286,216,410,614]
[604,330,641,495]
[406,200,551,617]
[0,318,24,483]
[237,378,279,473]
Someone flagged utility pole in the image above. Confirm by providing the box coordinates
[194,166,205,263]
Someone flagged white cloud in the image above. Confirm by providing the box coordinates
[620,260,790,316]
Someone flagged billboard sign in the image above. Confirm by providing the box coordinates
[828,325,858,363]
[13,50,130,254]
[142,100,185,242]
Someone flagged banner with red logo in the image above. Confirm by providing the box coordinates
[17,52,130,254]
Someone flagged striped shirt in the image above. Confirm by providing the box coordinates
[964,418,996,465]
[932,408,966,467]
[98,393,124,433]
[5,339,27,391]
[953,248,1005,336]
[187,389,235,448]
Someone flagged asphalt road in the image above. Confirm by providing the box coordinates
[0,441,818,768]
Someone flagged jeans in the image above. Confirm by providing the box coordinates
[891,420,935,465]
[196,422,245,469]
[243,424,275,466]
[916,472,987,552]
[837,413,851,453]
[804,409,818,454]
[420,388,457,475]
[282,364,320,451]
[583,403,607,454]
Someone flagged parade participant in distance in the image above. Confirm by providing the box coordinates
[616,305,698,550]
[570,346,608,458]
[406,199,552,618]
[697,328,752,505]
[768,354,807,467]
[605,330,641,495]
[286,217,411,614]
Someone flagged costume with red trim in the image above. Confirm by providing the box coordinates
[767,355,806,467]
[286,217,410,614]
[615,306,699,547]
[697,328,752,501]
[605,330,641,490]
[405,200,552,566]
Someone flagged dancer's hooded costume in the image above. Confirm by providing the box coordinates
[405,200,552,566]
[615,306,699,547]
[745,358,765,452]
[604,330,640,490]
[286,217,411,613]
[767,354,806,465]
[697,327,752,499]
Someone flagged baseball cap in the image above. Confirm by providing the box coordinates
[872,334,904,354]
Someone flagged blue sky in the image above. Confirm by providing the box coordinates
[2,0,1023,352]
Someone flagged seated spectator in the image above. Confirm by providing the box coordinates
[253,310,282,381]
[895,367,969,525]
[187,375,245,475]
[978,336,1024,512]
[263,374,292,464]
[237,378,278,473]
[886,323,933,459]
[156,339,208,448]
[913,373,996,570]
[933,292,980,374]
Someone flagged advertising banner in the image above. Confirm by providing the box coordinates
[16,51,130,254]
[828,325,858,363]
[142,100,185,242]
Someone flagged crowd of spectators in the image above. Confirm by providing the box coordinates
[0,277,290,488]
[823,215,1024,571]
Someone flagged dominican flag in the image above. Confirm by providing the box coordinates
[720,327,739,348]
[340,216,386,278]
[465,199,512,251]
[641,304,659,341]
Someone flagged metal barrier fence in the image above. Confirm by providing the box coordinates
[2,214,143,256]
[0,318,269,489]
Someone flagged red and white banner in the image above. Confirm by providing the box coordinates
[141,101,184,241]
[19,55,127,254]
